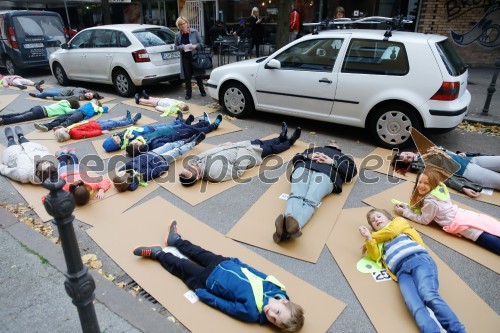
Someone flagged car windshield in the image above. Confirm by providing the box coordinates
[435,39,467,76]
[132,30,166,47]
[13,15,64,38]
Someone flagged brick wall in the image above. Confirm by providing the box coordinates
[417,0,499,67]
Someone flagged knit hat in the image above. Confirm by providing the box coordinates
[239,19,246,24]
[102,137,120,152]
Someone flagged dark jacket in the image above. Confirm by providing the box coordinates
[292,146,358,193]
[120,153,169,191]
[196,258,289,324]
[247,16,263,43]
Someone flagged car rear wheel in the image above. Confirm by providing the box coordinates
[221,82,254,118]
[113,69,136,97]
[368,104,421,149]
[5,58,20,75]
[53,63,70,86]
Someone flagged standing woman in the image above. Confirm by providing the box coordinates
[247,7,264,58]
[174,16,207,100]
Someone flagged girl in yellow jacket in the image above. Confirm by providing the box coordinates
[359,209,465,333]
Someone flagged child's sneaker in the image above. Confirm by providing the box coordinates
[126,110,131,119]
[194,133,206,145]
[134,93,140,104]
[34,80,45,92]
[176,110,184,122]
[133,245,163,259]
[16,85,27,90]
[184,114,195,125]
[203,111,211,124]
[213,114,223,128]
[141,90,150,99]
[29,92,37,98]
[133,113,142,122]
[164,220,181,247]
[34,123,48,132]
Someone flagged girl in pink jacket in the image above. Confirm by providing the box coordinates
[394,168,500,255]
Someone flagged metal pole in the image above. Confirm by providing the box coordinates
[63,0,71,28]
[42,173,100,333]
[482,57,500,114]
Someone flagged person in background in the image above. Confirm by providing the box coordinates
[174,16,207,100]
[335,6,345,18]
[29,87,102,101]
[233,19,250,39]
[210,20,228,53]
[134,90,189,116]
[247,7,264,58]
[0,75,44,90]
[289,5,300,42]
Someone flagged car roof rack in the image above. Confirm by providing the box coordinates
[304,15,413,38]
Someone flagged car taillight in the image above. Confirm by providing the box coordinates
[8,26,18,49]
[431,82,459,101]
[132,49,150,63]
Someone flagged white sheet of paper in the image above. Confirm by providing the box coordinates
[481,188,493,196]
[184,290,199,304]
[279,193,289,200]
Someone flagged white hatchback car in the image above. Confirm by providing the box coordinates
[207,29,471,148]
[50,24,180,97]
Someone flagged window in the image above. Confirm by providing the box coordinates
[436,39,467,76]
[274,38,342,72]
[119,32,131,47]
[13,15,64,38]
[93,30,117,48]
[147,28,175,44]
[342,39,409,75]
[133,31,166,47]
[70,30,93,49]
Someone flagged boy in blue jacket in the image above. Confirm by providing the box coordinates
[34,98,109,131]
[133,221,305,331]
[112,133,206,191]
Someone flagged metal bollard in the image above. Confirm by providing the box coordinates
[42,172,100,333]
[482,57,500,114]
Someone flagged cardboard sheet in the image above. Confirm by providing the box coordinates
[326,207,500,333]
[122,99,216,118]
[362,181,500,274]
[0,94,19,110]
[227,172,357,263]
[87,196,345,333]
[160,138,310,206]
[366,147,500,206]
[90,120,241,160]
[26,96,116,104]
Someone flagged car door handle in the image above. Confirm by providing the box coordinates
[319,78,332,83]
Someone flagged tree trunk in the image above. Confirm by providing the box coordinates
[102,0,112,25]
[276,0,290,50]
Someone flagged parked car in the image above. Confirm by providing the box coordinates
[207,29,471,148]
[49,24,180,97]
[0,10,67,75]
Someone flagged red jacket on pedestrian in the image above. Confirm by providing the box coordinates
[290,9,300,32]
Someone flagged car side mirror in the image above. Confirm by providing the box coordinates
[265,59,281,69]
[61,43,69,50]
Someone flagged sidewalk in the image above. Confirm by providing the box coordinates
[464,66,500,125]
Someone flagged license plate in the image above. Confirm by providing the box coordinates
[162,51,180,60]
[24,43,44,49]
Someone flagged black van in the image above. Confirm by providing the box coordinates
[0,10,67,75]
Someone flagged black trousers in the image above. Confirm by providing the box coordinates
[42,111,85,130]
[251,136,291,158]
[156,239,228,290]
[182,55,206,97]
[2,106,45,125]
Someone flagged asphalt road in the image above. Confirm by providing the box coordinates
[0,67,499,333]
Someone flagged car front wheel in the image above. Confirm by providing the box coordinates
[113,69,136,97]
[53,63,70,86]
[368,105,421,149]
[221,82,254,118]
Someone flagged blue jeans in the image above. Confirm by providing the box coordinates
[98,116,135,131]
[34,88,63,99]
[396,253,465,333]
[285,167,334,229]
[152,140,196,164]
